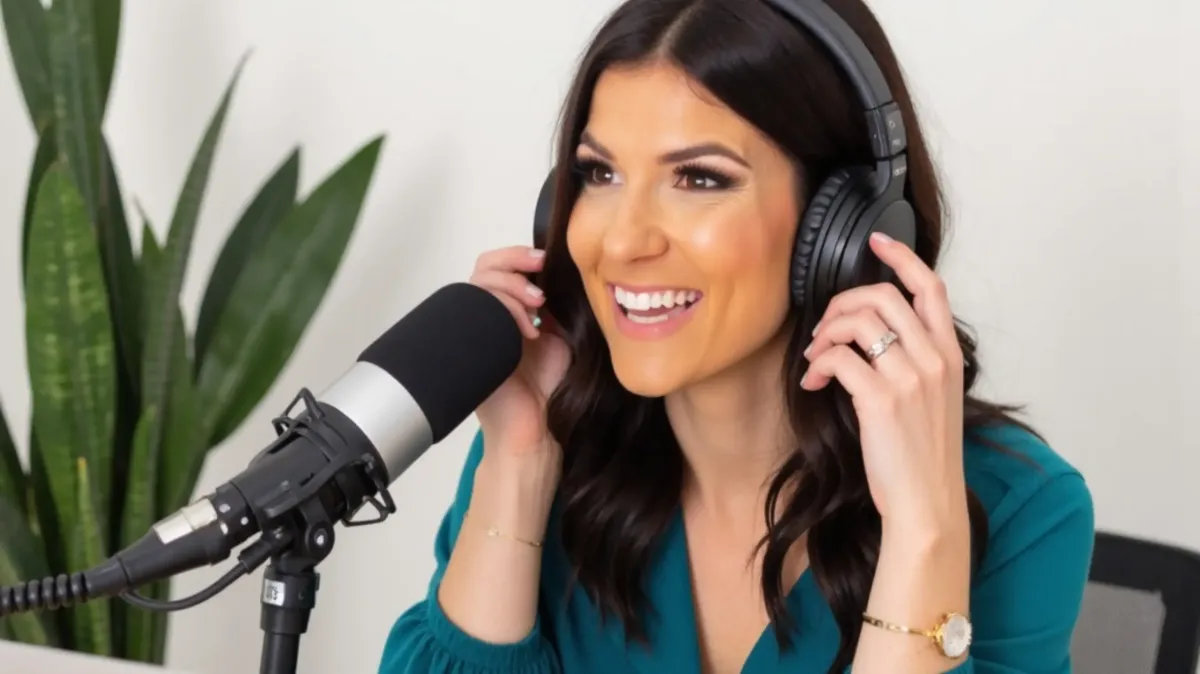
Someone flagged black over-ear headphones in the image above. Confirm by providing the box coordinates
[531,0,916,320]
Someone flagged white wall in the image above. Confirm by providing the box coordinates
[0,1,1191,672]
[1183,0,1199,507]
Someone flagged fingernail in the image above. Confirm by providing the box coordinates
[803,343,813,358]
[811,321,821,336]
[529,248,545,258]
[871,232,893,244]
[531,314,543,329]
[799,371,810,388]
[526,284,544,298]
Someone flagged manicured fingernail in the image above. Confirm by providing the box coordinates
[526,284,543,298]
[803,343,813,358]
[529,248,545,258]
[871,232,892,244]
[799,371,810,388]
[811,321,821,336]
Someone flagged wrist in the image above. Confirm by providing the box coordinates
[882,512,970,553]
[878,521,971,575]
[469,451,560,541]
[881,491,971,550]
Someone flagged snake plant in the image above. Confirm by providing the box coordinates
[0,0,384,664]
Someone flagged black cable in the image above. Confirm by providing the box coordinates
[0,527,287,618]
[0,572,90,616]
[120,564,247,612]
[119,529,285,613]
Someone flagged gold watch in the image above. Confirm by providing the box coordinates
[861,612,973,658]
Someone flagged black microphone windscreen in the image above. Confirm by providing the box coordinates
[358,283,523,442]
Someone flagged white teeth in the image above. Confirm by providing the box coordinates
[613,286,700,312]
[627,313,669,325]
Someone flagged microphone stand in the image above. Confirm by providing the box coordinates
[252,388,398,674]
[258,550,322,674]
[256,509,330,674]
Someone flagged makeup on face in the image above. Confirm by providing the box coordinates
[565,62,799,397]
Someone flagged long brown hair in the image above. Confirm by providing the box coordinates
[535,1,1038,671]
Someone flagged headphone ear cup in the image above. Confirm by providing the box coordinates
[790,168,856,309]
[532,168,557,249]
[831,194,916,298]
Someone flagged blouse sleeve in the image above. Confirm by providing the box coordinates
[377,431,562,674]
[940,472,1096,673]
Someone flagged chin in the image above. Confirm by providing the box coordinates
[609,357,689,398]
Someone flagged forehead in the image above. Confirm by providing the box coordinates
[583,62,762,155]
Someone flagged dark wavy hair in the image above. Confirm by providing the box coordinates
[535,0,1040,671]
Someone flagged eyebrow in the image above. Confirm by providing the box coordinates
[578,130,750,168]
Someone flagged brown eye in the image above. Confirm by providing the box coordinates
[587,165,614,185]
[676,173,720,190]
[573,159,616,186]
[673,163,737,190]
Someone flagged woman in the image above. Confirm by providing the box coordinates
[379,0,1094,672]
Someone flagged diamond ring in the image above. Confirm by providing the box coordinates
[866,330,898,361]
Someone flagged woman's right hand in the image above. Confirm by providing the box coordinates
[469,245,570,457]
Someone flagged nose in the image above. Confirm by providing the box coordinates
[601,188,668,263]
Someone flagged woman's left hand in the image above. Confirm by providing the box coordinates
[801,232,967,536]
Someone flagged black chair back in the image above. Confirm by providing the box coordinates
[1071,532,1200,673]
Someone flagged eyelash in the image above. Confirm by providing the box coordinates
[570,158,739,191]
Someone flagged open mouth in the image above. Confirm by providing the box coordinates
[611,285,704,325]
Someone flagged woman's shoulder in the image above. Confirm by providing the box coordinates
[962,420,1095,561]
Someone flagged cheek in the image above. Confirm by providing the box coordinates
[565,203,602,271]
[681,202,797,361]
[565,206,614,315]
[687,206,795,304]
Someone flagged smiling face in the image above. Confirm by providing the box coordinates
[565,61,802,397]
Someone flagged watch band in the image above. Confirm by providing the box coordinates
[861,611,973,658]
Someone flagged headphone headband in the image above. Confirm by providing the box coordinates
[762,0,907,168]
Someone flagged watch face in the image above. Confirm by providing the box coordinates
[940,613,973,658]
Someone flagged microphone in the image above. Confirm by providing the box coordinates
[0,282,523,617]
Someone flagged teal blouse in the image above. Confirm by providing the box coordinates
[378,424,1095,673]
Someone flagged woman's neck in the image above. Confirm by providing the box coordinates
[664,333,794,521]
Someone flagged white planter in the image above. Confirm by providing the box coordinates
[0,640,189,673]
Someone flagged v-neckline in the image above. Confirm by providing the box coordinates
[603,507,814,674]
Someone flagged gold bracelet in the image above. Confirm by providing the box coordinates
[484,525,542,548]
[861,612,973,658]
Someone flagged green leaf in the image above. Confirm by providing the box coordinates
[141,55,247,501]
[194,149,300,370]
[123,224,182,664]
[24,161,117,575]
[118,405,161,662]
[70,458,113,656]
[0,496,57,647]
[0,399,26,517]
[92,0,120,114]
[25,424,63,579]
[96,140,140,394]
[20,124,58,286]
[24,424,72,652]
[1,0,53,132]
[155,323,200,522]
[47,0,105,216]
[194,136,383,454]
[46,0,140,396]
